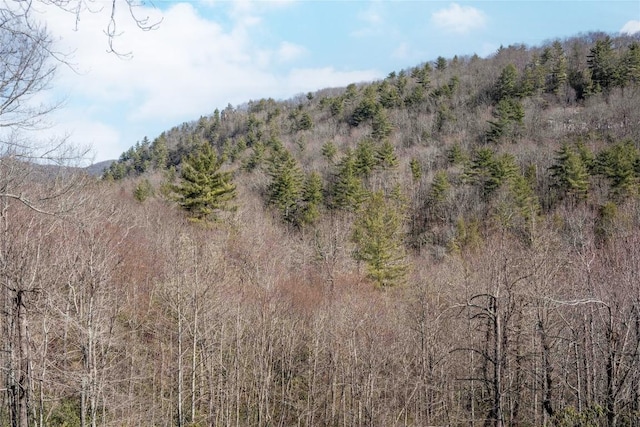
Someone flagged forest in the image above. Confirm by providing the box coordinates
[3,30,640,426]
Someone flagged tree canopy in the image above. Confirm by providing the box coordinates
[171,142,236,222]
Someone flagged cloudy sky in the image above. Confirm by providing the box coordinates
[30,0,640,163]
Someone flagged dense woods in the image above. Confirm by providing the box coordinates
[4,32,640,426]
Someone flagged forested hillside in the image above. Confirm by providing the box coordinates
[4,32,640,426]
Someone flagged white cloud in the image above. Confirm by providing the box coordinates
[392,42,410,60]
[358,2,383,26]
[20,111,123,165]
[431,3,487,35]
[621,20,640,35]
[277,42,306,62]
[352,1,385,37]
[60,120,123,163]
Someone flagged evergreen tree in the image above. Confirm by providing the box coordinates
[267,149,304,223]
[595,140,639,200]
[103,162,126,180]
[447,144,467,166]
[134,178,154,202]
[428,171,450,204]
[411,63,432,88]
[547,41,568,95]
[371,109,393,140]
[331,150,367,211]
[575,141,596,173]
[244,140,265,171]
[395,71,408,95]
[495,64,520,101]
[354,139,377,179]
[328,97,344,117]
[568,67,595,101]
[487,98,524,142]
[299,172,324,226]
[375,140,399,170]
[587,36,619,93]
[378,81,402,108]
[621,41,640,87]
[409,158,422,182]
[521,54,546,97]
[467,148,518,198]
[344,83,358,101]
[487,63,526,142]
[352,191,408,287]
[549,143,590,201]
[435,56,447,71]
[350,97,381,127]
[296,111,313,131]
[172,142,237,222]
[151,135,169,169]
[404,85,426,107]
[321,141,338,164]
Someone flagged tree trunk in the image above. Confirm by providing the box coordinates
[177,304,184,427]
[16,290,30,427]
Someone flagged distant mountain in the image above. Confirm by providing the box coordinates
[85,160,115,177]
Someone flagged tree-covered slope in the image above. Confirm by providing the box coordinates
[6,30,640,427]
[11,31,637,426]
[108,32,640,264]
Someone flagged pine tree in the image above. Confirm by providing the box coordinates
[621,41,640,87]
[352,191,408,287]
[549,143,590,202]
[587,36,619,93]
[328,97,344,117]
[495,64,520,101]
[134,178,154,202]
[521,54,546,96]
[371,109,393,140]
[467,148,518,198]
[151,135,169,169]
[349,97,381,127]
[244,141,265,171]
[404,85,425,107]
[487,98,524,142]
[595,140,639,200]
[172,142,237,222]
[378,80,401,108]
[411,63,432,88]
[331,150,367,211]
[267,149,304,223]
[409,158,422,182]
[354,139,377,179]
[395,71,408,95]
[321,141,337,163]
[375,140,398,170]
[296,111,313,131]
[547,41,568,95]
[447,144,467,166]
[299,172,324,226]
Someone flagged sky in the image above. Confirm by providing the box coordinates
[27,0,640,163]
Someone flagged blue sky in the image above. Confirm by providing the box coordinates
[30,0,640,163]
